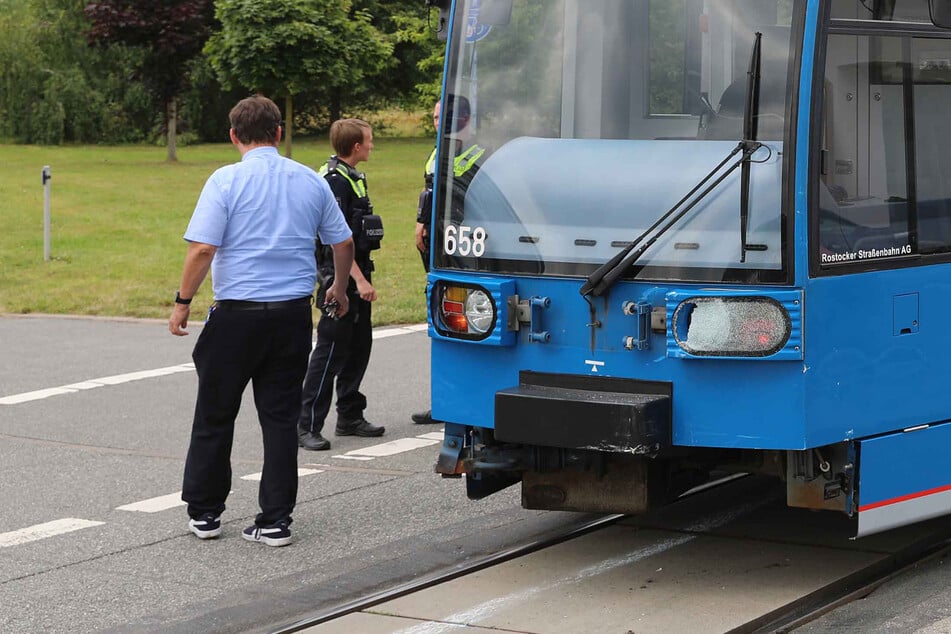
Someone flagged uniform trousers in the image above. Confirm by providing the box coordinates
[182,299,312,527]
[299,293,373,433]
[419,234,431,272]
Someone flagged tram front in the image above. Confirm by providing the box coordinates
[427,0,805,511]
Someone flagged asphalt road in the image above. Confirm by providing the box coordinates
[7,314,951,634]
[0,314,586,633]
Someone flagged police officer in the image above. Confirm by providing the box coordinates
[299,119,385,450]
[414,98,485,273]
[414,101,440,272]
[411,96,484,426]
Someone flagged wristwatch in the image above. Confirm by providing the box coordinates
[175,291,192,305]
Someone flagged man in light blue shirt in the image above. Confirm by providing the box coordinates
[169,95,354,547]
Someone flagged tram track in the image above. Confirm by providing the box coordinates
[270,475,752,633]
[749,535,951,633]
[270,512,626,633]
[265,475,951,634]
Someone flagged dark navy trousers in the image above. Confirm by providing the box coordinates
[298,295,372,433]
[182,301,312,527]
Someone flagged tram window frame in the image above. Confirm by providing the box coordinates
[810,13,951,277]
[829,0,936,22]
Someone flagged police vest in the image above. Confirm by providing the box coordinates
[453,144,485,177]
[418,144,485,225]
[424,144,484,187]
[319,156,368,199]
[319,156,383,253]
[425,145,485,178]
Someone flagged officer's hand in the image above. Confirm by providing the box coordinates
[415,222,428,252]
[356,279,377,302]
[169,304,190,336]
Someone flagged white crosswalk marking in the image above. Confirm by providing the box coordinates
[0,364,194,405]
[372,324,428,339]
[2,324,427,405]
[116,492,186,513]
[8,430,443,550]
[0,387,77,404]
[334,436,440,459]
[240,468,323,482]
[0,518,104,548]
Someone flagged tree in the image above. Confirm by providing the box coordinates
[84,0,215,160]
[205,0,391,157]
[0,0,149,144]
[0,0,45,141]
[353,0,445,109]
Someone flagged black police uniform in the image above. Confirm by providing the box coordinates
[299,156,384,441]
[416,147,437,272]
[416,142,484,272]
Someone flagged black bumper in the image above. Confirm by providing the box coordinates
[494,372,671,454]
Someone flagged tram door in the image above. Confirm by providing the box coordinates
[809,1,951,445]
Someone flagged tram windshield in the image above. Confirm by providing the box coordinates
[434,0,802,283]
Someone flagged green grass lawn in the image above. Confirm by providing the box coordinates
[0,137,434,325]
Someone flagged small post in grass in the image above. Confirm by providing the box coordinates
[42,165,51,261]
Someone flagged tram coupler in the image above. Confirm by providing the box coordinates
[460,445,609,475]
[461,445,620,501]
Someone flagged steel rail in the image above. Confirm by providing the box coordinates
[268,472,951,634]
[268,473,752,633]
[268,512,625,634]
[743,532,951,633]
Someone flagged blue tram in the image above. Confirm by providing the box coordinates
[424,0,951,536]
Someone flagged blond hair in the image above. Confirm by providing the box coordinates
[329,118,371,157]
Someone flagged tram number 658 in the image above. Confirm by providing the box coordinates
[444,225,486,257]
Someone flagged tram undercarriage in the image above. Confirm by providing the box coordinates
[440,435,801,515]
[438,419,951,538]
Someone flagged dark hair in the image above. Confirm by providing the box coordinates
[229,96,281,144]
[329,118,371,157]
[442,94,471,134]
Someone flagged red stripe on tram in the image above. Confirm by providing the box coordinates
[859,482,951,512]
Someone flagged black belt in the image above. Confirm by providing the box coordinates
[215,297,312,311]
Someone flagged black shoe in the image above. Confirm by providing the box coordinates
[411,409,436,424]
[242,520,292,547]
[335,417,385,437]
[298,428,331,451]
[188,513,221,540]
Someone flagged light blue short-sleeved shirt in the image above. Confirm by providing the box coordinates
[184,146,352,301]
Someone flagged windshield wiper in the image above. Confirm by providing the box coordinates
[739,31,763,263]
[580,33,765,299]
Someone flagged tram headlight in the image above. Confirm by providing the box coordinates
[464,290,494,334]
[434,282,497,340]
[672,296,791,357]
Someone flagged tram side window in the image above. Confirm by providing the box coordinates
[818,33,951,266]
[912,38,951,253]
